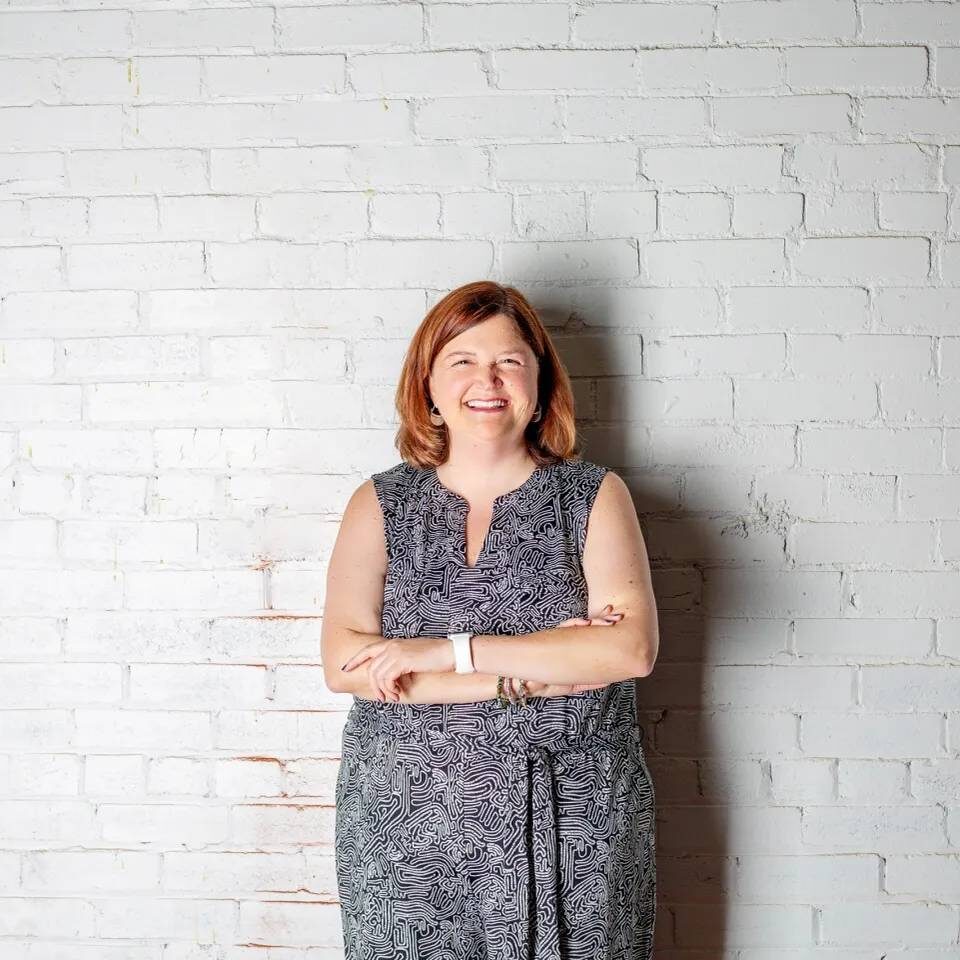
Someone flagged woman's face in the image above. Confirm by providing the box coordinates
[428,313,541,446]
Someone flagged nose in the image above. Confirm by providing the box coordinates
[477,364,503,387]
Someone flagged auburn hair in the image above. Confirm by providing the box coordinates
[394,280,582,468]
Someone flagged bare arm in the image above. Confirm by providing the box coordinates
[322,479,583,704]
[322,479,476,697]
[468,471,659,684]
[331,630,501,703]
[323,473,649,701]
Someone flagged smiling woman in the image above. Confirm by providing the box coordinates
[323,280,658,960]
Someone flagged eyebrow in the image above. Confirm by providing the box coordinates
[444,348,526,358]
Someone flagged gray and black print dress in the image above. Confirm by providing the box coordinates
[334,457,656,960]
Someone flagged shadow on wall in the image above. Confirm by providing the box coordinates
[544,286,786,955]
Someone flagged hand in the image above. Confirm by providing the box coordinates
[522,604,624,699]
[341,636,452,703]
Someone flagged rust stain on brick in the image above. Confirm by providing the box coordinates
[234,756,284,764]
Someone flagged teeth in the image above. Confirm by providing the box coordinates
[467,400,507,408]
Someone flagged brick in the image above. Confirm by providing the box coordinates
[277,5,422,48]
[792,143,938,188]
[431,4,567,45]
[877,288,960,333]
[576,96,713,138]
[792,336,935,378]
[646,239,786,284]
[733,193,803,235]
[419,95,560,140]
[883,380,960,424]
[644,145,784,188]
[659,192,731,235]
[794,238,929,282]
[839,760,909,802]
[704,570,841,617]
[820,903,957,945]
[886,855,960,897]
[647,334,785,376]
[878,192,948,232]
[574,3,714,46]
[861,2,960,43]
[720,0,857,42]
[354,51,487,95]
[786,46,928,91]
[206,55,343,98]
[728,287,869,333]
[597,378,732,422]
[564,285,720,333]
[794,618,932,659]
[588,191,658,236]
[132,8,273,50]
[642,47,780,93]
[714,95,853,137]
[736,379,877,423]
[0,11,128,55]
[801,427,940,472]
[62,56,201,103]
[496,142,637,184]
[862,97,960,136]
[497,50,635,90]
[802,805,947,852]
[846,572,960,616]
[793,521,933,566]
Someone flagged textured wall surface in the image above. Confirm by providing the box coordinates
[1,0,959,957]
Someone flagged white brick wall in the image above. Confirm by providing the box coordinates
[0,0,957,956]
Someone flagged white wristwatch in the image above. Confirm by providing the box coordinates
[448,631,476,674]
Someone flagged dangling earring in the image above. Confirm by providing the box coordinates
[429,402,445,427]
[530,404,542,423]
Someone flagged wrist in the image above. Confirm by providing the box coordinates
[447,631,476,673]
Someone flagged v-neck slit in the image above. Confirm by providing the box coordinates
[429,462,549,569]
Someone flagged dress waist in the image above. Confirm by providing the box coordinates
[342,679,642,756]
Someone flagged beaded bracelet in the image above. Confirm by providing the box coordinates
[496,676,529,708]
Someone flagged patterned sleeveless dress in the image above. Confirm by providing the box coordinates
[334,456,656,960]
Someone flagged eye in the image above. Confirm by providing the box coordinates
[453,359,470,366]
[502,358,521,364]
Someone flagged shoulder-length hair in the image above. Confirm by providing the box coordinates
[394,280,581,468]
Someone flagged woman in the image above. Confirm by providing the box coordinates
[323,280,659,959]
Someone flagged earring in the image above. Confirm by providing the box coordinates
[429,403,445,427]
[531,404,542,423]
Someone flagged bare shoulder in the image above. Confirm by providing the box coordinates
[591,468,637,522]
[335,478,387,569]
[323,476,387,640]
[583,468,646,565]
[582,467,658,667]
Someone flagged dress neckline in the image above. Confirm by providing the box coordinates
[427,461,559,568]
[429,460,551,508]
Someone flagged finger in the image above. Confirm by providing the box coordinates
[342,650,373,672]
[366,663,384,701]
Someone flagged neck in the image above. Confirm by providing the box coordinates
[436,444,537,498]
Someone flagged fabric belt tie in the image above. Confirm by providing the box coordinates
[515,744,562,960]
